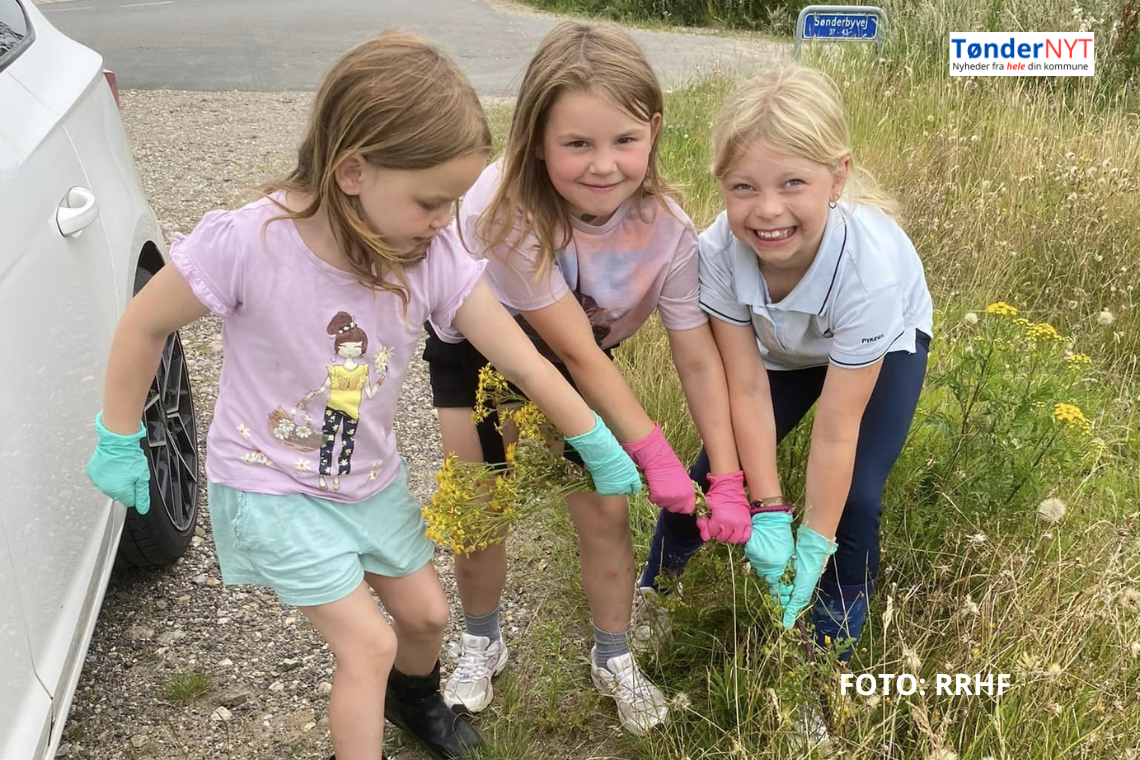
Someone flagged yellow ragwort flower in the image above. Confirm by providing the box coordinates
[1065,352,1092,365]
[1052,402,1091,433]
[1025,321,1066,343]
[986,301,1019,316]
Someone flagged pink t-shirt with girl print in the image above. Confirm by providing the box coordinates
[439,160,706,356]
[171,193,485,503]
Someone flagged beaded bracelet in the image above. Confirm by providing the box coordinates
[749,499,795,516]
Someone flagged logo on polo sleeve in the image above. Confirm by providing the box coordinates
[861,333,885,344]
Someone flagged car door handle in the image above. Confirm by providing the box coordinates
[57,187,100,237]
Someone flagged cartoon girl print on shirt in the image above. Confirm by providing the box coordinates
[301,311,393,492]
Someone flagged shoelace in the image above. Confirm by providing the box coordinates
[453,644,494,682]
[612,662,658,709]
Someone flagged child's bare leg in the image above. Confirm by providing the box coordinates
[365,563,451,675]
[438,407,508,617]
[566,490,636,633]
[300,582,397,760]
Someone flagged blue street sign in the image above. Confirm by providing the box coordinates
[802,12,879,39]
[794,5,886,61]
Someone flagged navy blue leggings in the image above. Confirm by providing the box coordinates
[640,332,930,659]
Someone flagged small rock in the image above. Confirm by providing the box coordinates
[268,681,284,692]
[55,742,72,757]
[177,595,191,603]
[303,722,317,732]
[211,706,233,722]
[281,658,300,671]
[192,574,208,585]
[128,625,155,641]
[191,536,204,547]
[157,630,186,646]
[218,689,251,707]
[317,682,333,696]
[283,616,296,626]
[155,600,168,611]
[217,617,231,625]
[129,734,148,749]
[195,526,207,538]
[206,577,221,587]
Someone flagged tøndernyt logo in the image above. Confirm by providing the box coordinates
[949,32,1095,77]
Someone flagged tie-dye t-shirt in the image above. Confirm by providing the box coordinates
[441,160,706,358]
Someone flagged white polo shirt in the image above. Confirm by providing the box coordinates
[698,203,933,371]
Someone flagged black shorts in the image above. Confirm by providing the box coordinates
[422,323,613,466]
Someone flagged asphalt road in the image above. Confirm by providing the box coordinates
[36,0,780,93]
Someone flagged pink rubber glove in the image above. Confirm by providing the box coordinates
[696,470,752,544]
[620,423,696,514]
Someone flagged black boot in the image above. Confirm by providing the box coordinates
[384,661,482,759]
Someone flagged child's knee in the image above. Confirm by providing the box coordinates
[340,622,398,676]
[397,592,451,638]
[574,496,630,537]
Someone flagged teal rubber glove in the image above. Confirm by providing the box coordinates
[744,511,795,606]
[565,413,642,496]
[782,524,838,629]
[87,412,151,515]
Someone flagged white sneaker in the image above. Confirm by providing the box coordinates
[590,648,668,736]
[443,633,508,714]
[630,585,673,654]
[791,701,834,755]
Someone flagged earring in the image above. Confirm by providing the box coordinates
[829,194,840,209]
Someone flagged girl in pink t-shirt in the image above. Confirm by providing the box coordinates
[423,21,748,734]
[86,33,641,760]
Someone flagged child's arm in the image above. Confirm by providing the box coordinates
[451,280,640,495]
[667,321,751,543]
[802,362,882,540]
[88,266,210,514]
[666,323,738,474]
[707,319,782,500]
[102,266,211,433]
[778,360,881,628]
[517,292,695,514]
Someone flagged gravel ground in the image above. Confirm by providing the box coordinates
[60,91,555,760]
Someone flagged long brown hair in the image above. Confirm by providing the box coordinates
[261,31,491,309]
[475,21,677,280]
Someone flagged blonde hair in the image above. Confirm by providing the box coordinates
[260,32,491,310]
[477,20,677,279]
[712,65,899,219]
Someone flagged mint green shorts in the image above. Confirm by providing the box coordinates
[207,462,434,607]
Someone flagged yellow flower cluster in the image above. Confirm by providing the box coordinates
[1023,320,1066,343]
[1052,402,1092,433]
[986,301,1019,316]
[424,366,595,556]
[1065,352,1092,366]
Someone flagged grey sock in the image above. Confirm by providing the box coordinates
[592,624,630,668]
[464,607,501,644]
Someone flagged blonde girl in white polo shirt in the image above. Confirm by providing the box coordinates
[637,65,933,692]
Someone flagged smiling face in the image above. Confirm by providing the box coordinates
[336,341,364,360]
[539,91,661,225]
[721,142,849,276]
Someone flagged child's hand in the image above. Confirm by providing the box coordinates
[565,413,641,496]
[696,470,751,544]
[86,412,151,515]
[781,524,838,629]
[744,511,794,605]
[620,423,695,514]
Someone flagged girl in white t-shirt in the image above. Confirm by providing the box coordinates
[642,67,933,746]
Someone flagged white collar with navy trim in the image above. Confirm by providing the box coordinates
[732,205,849,315]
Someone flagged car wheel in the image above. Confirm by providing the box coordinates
[117,267,201,567]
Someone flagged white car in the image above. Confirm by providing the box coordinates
[0,2,200,758]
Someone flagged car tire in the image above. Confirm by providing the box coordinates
[116,267,201,568]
